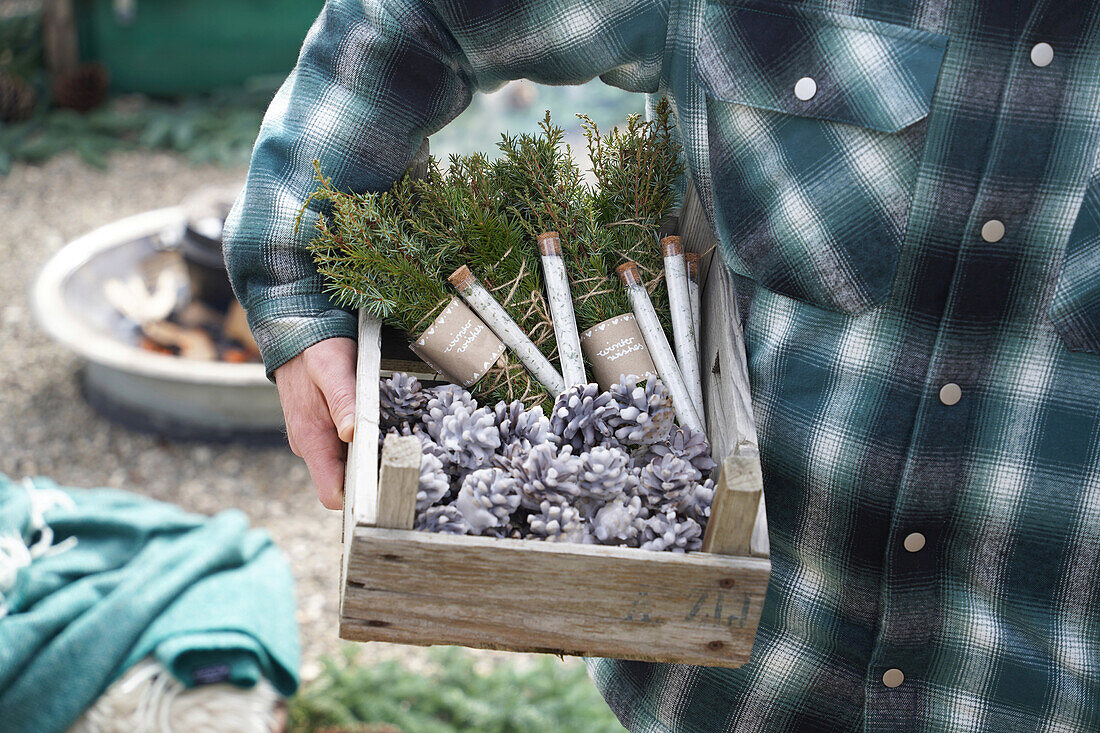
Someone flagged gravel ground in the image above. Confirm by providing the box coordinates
[0,151,492,683]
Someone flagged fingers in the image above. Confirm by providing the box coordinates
[278,377,347,509]
[304,338,359,443]
[297,423,347,510]
[274,339,359,510]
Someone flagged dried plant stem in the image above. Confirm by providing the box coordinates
[538,233,587,388]
[661,237,703,415]
[450,265,566,395]
[618,261,705,434]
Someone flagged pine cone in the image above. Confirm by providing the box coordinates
[649,425,717,475]
[681,478,715,526]
[640,510,703,552]
[549,383,617,452]
[423,383,476,420]
[591,493,645,545]
[528,499,587,542]
[511,442,583,510]
[427,404,501,473]
[576,445,634,518]
[454,467,521,533]
[638,453,701,511]
[416,451,451,512]
[52,63,110,113]
[415,504,470,534]
[608,375,676,447]
[494,400,549,449]
[0,72,37,122]
[380,373,426,430]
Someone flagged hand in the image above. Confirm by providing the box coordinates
[273,337,358,509]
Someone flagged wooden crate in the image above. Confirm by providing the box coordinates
[339,183,772,668]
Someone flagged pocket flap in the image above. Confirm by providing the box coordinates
[698,2,947,133]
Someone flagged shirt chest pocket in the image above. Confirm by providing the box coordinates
[697,1,948,314]
[1049,175,1100,353]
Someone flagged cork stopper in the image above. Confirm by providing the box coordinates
[616,261,643,287]
[685,252,700,281]
[660,235,683,258]
[536,231,561,256]
[448,265,476,290]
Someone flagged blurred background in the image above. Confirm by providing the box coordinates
[0,0,641,730]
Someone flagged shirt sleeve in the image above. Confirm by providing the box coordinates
[222,0,671,378]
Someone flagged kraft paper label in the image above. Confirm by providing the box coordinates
[580,314,656,390]
[411,297,506,387]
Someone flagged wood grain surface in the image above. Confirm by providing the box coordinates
[342,528,771,667]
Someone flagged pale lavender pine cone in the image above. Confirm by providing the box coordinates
[494,400,550,449]
[649,424,718,475]
[415,504,470,534]
[638,453,702,511]
[453,467,522,534]
[416,451,451,512]
[527,499,587,542]
[510,442,583,510]
[639,510,703,552]
[576,444,635,519]
[379,373,426,430]
[608,374,676,447]
[591,493,645,545]
[549,383,617,452]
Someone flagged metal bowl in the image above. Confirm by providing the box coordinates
[32,207,286,443]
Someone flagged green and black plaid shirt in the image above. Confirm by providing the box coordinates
[223,0,1100,730]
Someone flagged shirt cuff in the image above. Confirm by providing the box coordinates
[246,295,359,381]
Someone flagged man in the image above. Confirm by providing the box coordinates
[223,0,1100,730]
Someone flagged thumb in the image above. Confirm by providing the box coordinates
[305,339,358,442]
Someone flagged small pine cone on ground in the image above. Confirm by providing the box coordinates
[0,72,37,122]
[608,374,676,447]
[640,511,703,552]
[528,500,587,542]
[638,453,702,511]
[576,445,635,518]
[416,451,451,512]
[649,425,718,475]
[453,467,522,533]
[510,442,583,510]
[380,373,426,429]
[549,383,617,452]
[415,504,470,534]
[51,62,110,113]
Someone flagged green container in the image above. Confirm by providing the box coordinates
[75,0,322,95]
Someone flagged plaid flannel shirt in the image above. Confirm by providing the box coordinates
[222,0,1100,730]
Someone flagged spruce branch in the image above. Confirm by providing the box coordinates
[302,163,551,411]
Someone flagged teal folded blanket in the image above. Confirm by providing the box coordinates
[0,473,300,733]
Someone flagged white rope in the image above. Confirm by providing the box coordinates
[0,479,80,621]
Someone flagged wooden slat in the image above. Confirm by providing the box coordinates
[341,312,382,606]
[375,434,421,530]
[677,180,716,282]
[702,453,764,556]
[683,183,770,558]
[341,528,770,667]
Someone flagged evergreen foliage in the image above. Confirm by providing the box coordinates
[304,101,685,398]
[302,163,549,410]
[287,647,625,733]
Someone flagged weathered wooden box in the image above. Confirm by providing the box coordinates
[339,188,772,668]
